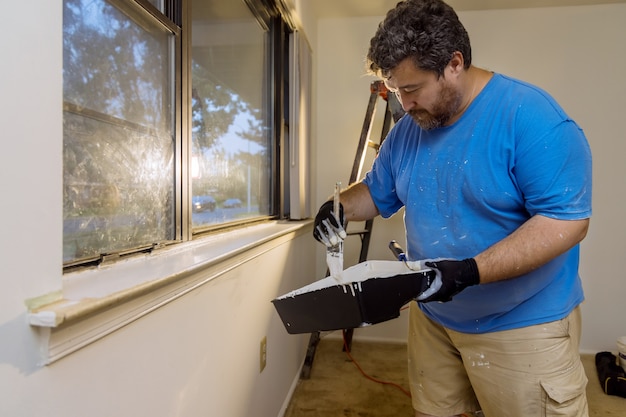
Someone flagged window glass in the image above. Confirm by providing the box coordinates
[191,0,272,229]
[62,0,282,268]
[63,0,176,265]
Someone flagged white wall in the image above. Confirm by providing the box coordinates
[0,2,317,416]
[2,232,316,416]
[314,4,626,352]
[2,3,625,415]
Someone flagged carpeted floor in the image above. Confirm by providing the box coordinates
[284,336,626,417]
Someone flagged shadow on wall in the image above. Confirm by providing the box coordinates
[0,313,44,376]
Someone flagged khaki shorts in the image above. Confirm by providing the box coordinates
[407,303,588,417]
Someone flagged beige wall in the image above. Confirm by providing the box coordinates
[314,4,626,353]
[2,4,624,416]
[0,3,317,416]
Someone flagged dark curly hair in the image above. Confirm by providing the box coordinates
[366,0,471,78]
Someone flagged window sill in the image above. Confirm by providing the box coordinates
[28,219,313,364]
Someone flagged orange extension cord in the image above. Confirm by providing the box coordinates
[341,329,412,398]
[340,316,473,417]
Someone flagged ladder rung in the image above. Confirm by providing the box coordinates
[346,229,369,236]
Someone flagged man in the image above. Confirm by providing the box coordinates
[313,1,592,416]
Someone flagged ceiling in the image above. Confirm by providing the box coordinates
[309,0,626,18]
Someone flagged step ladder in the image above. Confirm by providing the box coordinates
[301,80,405,379]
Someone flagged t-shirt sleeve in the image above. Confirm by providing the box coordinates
[514,118,592,220]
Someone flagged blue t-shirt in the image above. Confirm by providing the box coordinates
[363,73,592,333]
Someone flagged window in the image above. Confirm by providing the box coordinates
[63,0,179,266]
[62,0,291,269]
[191,0,273,230]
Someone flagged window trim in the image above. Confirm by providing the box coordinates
[38,0,311,364]
[62,0,297,268]
[30,220,313,364]
[187,0,287,237]
[110,0,181,35]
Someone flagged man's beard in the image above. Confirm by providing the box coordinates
[408,81,463,130]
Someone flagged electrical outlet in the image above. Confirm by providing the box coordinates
[260,336,267,372]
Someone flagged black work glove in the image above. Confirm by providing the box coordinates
[313,200,346,247]
[418,258,480,303]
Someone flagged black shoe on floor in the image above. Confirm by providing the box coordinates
[595,351,626,398]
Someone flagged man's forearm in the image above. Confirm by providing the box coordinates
[339,182,379,221]
[474,215,589,284]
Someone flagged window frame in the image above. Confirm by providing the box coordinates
[62,0,183,269]
[62,0,295,270]
[30,0,312,365]
[186,0,285,237]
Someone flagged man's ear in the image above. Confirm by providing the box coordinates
[446,51,465,77]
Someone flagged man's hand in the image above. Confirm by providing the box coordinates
[417,258,480,302]
[313,200,347,247]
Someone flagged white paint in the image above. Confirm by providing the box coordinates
[326,244,344,280]
[276,260,428,299]
[28,311,60,327]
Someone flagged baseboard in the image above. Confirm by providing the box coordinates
[276,362,304,417]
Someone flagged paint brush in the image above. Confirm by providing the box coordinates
[326,182,343,280]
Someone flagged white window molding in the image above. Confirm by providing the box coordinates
[288,29,312,220]
[28,220,313,365]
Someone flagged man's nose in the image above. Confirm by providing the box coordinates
[395,91,415,112]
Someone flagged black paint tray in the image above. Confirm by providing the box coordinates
[272,260,435,334]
